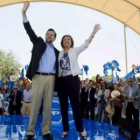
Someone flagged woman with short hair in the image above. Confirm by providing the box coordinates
[58,24,101,139]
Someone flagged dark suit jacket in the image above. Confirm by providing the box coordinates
[84,88,96,106]
[9,91,22,108]
[23,21,59,91]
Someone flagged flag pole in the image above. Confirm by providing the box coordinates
[124,25,128,74]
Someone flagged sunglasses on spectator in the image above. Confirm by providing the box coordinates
[128,81,133,82]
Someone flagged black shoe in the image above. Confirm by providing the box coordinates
[43,133,53,140]
[24,135,35,140]
[61,132,68,138]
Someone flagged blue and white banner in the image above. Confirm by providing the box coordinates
[51,97,74,126]
[123,70,134,81]
[103,60,121,77]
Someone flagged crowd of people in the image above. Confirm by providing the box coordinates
[79,75,140,139]
[0,74,140,139]
[80,76,139,124]
[0,82,31,115]
[0,75,139,127]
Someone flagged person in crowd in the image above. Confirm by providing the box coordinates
[3,82,8,90]
[119,79,125,93]
[123,78,140,134]
[19,83,26,96]
[22,2,59,140]
[58,24,101,139]
[96,74,102,85]
[79,82,84,118]
[82,80,86,87]
[84,81,96,120]
[80,84,88,118]
[94,86,99,120]
[108,83,124,125]
[97,82,110,123]
[85,78,89,85]
[1,89,9,114]
[21,84,32,115]
[2,89,9,102]
[0,88,4,115]
[9,85,22,114]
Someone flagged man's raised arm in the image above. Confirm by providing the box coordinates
[22,2,38,45]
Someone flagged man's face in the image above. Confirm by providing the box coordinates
[96,87,99,92]
[88,82,93,88]
[20,84,24,88]
[13,88,18,93]
[127,78,134,86]
[45,31,56,44]
[113,84,119,90]
[26,84,31,90]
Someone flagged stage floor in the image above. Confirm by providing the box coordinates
[0,115,133,140]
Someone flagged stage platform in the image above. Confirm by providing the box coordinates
[0,115,133,140]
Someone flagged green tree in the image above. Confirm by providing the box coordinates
[0,50,22,79]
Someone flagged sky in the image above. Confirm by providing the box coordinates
[0,2,140,78]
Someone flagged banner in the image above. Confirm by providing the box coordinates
[51,97,74,126]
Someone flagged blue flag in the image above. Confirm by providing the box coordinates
[103,62,110,71]
[103,69,108,76]
[111,71,114,79]
[19,68,24,80]
[136,66,140,73]
[83,65,89,75]
[8,77,14,92]
[110,60,121,71]
[103,62,110,76]
[0,77,5,86]
[123,70,134,81]
[116,72,120,82]
[24,64,29,72]
[133,75,136,82]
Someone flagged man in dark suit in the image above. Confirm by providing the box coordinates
[9,85,22,114]
[22,2,59,140]
[84,81,96,120]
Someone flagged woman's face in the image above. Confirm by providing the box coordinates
[62,36,72,49]
[102,84,106,90]
[96,87,99,92]
[114,84,119,90]
[2,90,5,94]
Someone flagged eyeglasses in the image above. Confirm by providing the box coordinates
[128,81,133,82]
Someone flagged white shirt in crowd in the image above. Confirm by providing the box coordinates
[88,88,91,102]
[128,86,133,97]
[0,93,4,108]
[23,89,32,102]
